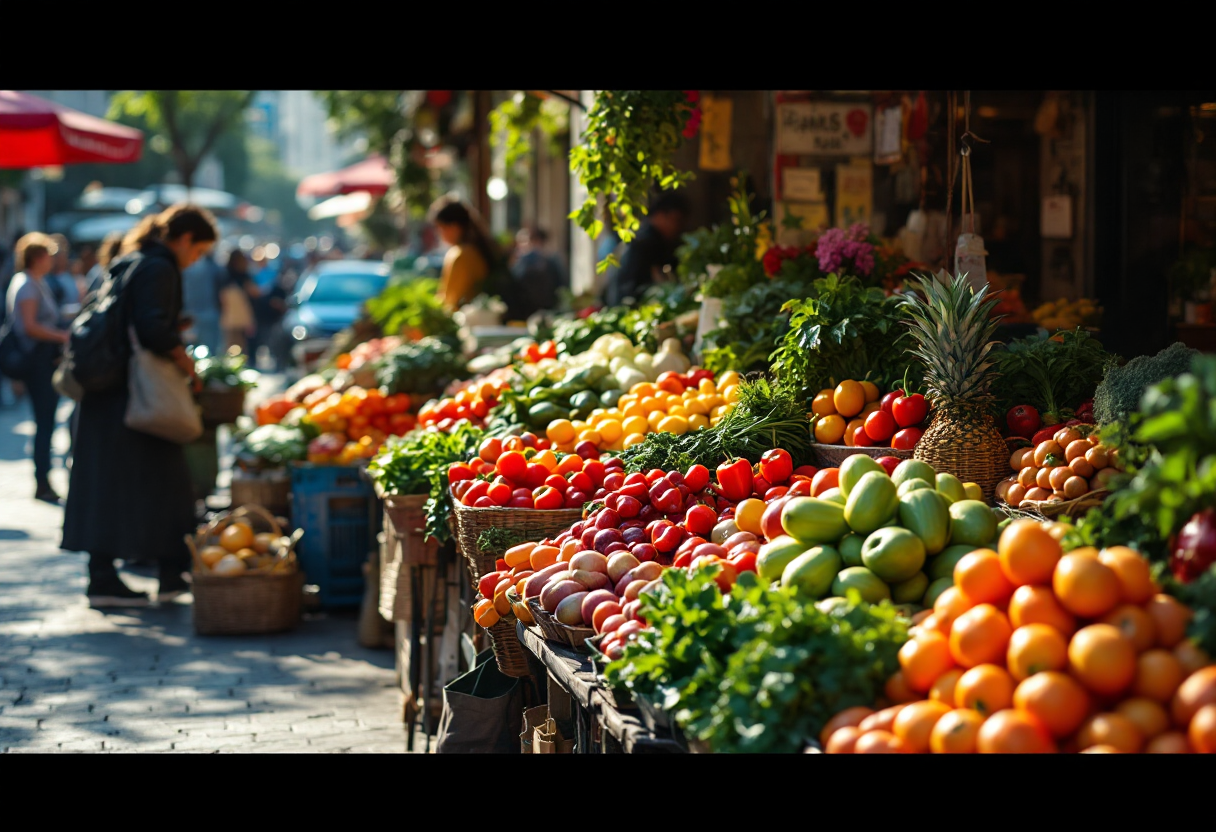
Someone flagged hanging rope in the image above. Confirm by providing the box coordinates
[944,91,957,270]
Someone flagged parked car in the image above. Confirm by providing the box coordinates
[283,258,391,363]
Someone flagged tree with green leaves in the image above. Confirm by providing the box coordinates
[108,91,257,192]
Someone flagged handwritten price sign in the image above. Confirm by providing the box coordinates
[776,102,873,156]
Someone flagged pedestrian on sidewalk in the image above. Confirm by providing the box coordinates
[220,250,258,355]
[3,233,69,503]
[62,203,219,608]
[429,195,497,312]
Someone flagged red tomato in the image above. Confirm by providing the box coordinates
[880,390,904,415]
[524,463,550,489]
[685,504,718,537]
[502,436,525,453]
[496,450,527,482]
[759,448,793,485]
[729,550,758,574]
[462,480,490,506]
[575,441,599,459]
[652,522,683,553]
[470,397,490,419]
[453,480,475,500]
[864,410,897,443]
[603,471,626,492]
[683,464,710,493]
[478,437,503,463]
[389,413,413,435]
[852,424,876,447]
[544,473,568,492]
[524,343,542,362]
[520,432,539,448]
[582,459,607,487]
[473,496,495,508]
[874,456,901,476]
[568,471,594,494]
[811,468,839,496]
[532,486,564,510]
[787,480,814,497]
[487,482,512,506]
[890,427,924,451]
[712,559,738,592]
[791,465,818,480]
[673,551,693,568]
[764,486,789,500]
[564,490,588,509]
[751,474,771,497]
[539,340,558,360]
[892,393,929,429]
[535,437,552,451]
[1005,404,1041,439]
[448,462,476,482]
[508,495,535,508]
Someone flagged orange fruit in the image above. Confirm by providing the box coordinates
[858,703,912,735]
[811,390,837,417]
[1188,704,1216,753]
[892,700,952,752]
[1007,584,1077,637]
[824,726,862,753]
[976,709,1055,753]
[1174,640,1212,675]
[933,586,974,635]
[929,708,985,753]
[1102,604,1157,652]
[929,668,965,708]
[853,730,908,754]
[814,414,847,444]
[473,598,499,628]
[954,550,1016,606]
[998,519,1062,586]
[833,380,865,418]
[1115,698,1170,739]
[1007,624,1069,681]
[1133,649,1186,703]
[884,670,921,705]
[899,631,956,692]
[1068,624,1137,696]
[734,498,766,536]
[220,522,254,553]
[818,706,874,747]
[1171,666,1216,728]
[955,664,1015,716]
[1013,671,1091,738]
[949,604,1013,668]
[1080,745,1121,753]
[1145,594,1192,648]
[1097,546,1157,604]
[1053,553,1122,618]
[843,418,866,447]
[1077,712,1143,753]
[1146,731,1192,753]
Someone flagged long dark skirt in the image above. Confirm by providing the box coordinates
[61,383,194,570]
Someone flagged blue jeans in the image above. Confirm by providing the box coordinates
[27,342,60,486]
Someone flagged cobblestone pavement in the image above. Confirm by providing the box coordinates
[0,380,421,753]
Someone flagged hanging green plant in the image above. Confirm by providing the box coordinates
[569,90,701,272]
[489,92,570,186]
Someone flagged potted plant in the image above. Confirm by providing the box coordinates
[194,350,259,426]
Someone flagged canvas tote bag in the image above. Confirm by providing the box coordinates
[123,327,203,444]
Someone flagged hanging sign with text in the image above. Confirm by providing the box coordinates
[776,102,873,156]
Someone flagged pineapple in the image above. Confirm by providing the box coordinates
[902,271,1010,502]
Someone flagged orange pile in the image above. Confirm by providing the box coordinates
[822,519,1216,753]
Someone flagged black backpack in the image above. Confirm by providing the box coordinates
[64,251,143,393]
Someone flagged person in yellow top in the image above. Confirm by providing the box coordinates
[428,195,499,311]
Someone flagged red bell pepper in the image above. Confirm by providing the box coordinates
[716,458,753,503]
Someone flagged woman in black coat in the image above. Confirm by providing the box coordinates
[62,204,219,608]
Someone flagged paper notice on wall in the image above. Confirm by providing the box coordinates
[834,161,873,228]
[782,167,824,202]
[698,95,733,172]
[874,105,903,165]
[1041,195,1073,239]
[774,201,830,246]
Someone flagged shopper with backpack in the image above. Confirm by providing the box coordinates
[62,204,218,608]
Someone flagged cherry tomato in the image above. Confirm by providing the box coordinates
[487,482,512,506]
[532,486,564,510]
[448,462,476,482]
[582,459,607,488]
[683,464,710,493]
[880,390,904,416]
[478,437,503,463]
[470,397,490,419]
[791,465,818,480]
[496,450,527,482]
[890,427,924,451]
[685,504,718,537]
[544,473,568,492]
[764,486,789,500]
[787,480,814,497]
[729,550,758,574]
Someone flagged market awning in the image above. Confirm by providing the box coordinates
[307,190,374,220]
[296,155,395,199]
[0,90,143,168]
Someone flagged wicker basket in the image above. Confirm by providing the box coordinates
[197,387,247,426]
[187,505,304,635]
[451,502,583,590]
[809,442,915,469]
[913,409,1010,504]
[1004,488,1109,519]
[230,469,291,519]
[526,597,595,651]
[486,613,531,677]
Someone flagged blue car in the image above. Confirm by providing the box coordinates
[283,259,391,358]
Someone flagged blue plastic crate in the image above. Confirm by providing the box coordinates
[290,463,378,608]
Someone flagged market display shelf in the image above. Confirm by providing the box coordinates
[290,463,378,608]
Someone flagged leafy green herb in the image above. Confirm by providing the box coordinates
[364,277,460,341]
[194,351,258,390]
[478,527,525,554]
[368,421,484,498]
[236,424,308,467]
[376,336,468,397]
[989,329,1118,424]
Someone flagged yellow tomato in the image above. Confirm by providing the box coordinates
[647,410,666,430]
[698,378,718,396]
[534,449,558,471]
[717,370,741,388]
[860,380,881,403]
[735,499,766,535]
[630,382,656,398]
[622,402,645,419]
[605,408,623,420]
[722,384,739,404]
[862,401,882,416]
[546,419,576,445]
[622,415,649,436]
[589,407,606,420]
[664,392,683,407]
[617,394,638,408]
[598,419,623,444]
[711,405,727,420]
[685,398,709,415]
[606,437,625,452]
[833,380,865,417]
[572,420,588,432]
[557,441,576,455]
[623,432,647,448]
[814,414,847,444]
[657,415,690,435]
[577,428,603,446]
[667,404,690,418]
[689,413,711,431]
[641,396,665,414]
[812,390,837,416]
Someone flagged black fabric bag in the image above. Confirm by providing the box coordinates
[64,252,142,394]
[0,318,33,381]
[435,649,522,754]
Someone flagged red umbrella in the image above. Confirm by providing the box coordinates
[0,90,143,168]
[297,154,395,199]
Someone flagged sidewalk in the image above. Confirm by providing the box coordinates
[0,388,420,753]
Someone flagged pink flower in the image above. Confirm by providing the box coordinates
[684,90,701,104]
